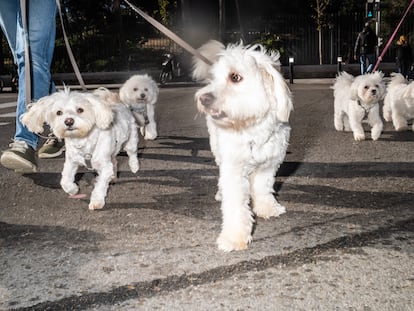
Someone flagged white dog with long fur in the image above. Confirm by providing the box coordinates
[383,73,414,131]
[120,74,159,140]
[21,88,139,210]
[332,71,385,141]
[193,41,293,251]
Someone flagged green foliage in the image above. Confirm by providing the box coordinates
[310,0,332,31]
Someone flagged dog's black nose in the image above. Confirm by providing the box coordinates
[372,89,377,95]
[140,93,146,99]
[199,92,215,107]
[65,118,74,127]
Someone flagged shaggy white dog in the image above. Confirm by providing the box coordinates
[120,74,159,140]
[21,88,139,210]
[383,73,414,131]
[332,71,385,141]
[193,41,293,251]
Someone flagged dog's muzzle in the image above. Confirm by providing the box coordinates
[199,92,215,108]
[65,117,75,129]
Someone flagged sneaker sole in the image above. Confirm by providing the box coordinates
[38,146,65,159]
[0,153,37,173]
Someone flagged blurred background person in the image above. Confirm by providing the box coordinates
[354,22,378,74]
[395,35,412,80]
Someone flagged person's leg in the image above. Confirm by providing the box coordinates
[359,54,366,74]
[0,0,57,172]
[14,0,57,149]
[366,53,375,73]
[0,1,18,58]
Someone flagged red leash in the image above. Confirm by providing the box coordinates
[373,0,414,72]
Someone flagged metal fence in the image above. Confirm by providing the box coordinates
[1,10,413,74]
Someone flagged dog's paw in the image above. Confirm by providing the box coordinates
[214,189,222,201]
[253,199,286,219]
[217,233,251,252]
[383,114,392,122]
[88,200,105,210]
[395,125,409,132]
[61,183,79,196]
[353,133,365,141]
[371,132,381,141]
[144,131,157,140]
[129,157,139,173]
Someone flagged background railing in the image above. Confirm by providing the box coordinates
[1,9,413,75]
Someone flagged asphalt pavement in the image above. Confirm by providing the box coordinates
[0,79,413,310]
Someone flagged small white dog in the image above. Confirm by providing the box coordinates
[21,88,139,210]
[332,71,385,141]
[383,73,414,131]
[193,41,293,251]
[119,74,159,140]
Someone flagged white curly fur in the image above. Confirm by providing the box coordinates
[21,88,139,210]
[332,71,385,141]
[383,72,414,131]
[119,74,159,140]
[193,41,293,251]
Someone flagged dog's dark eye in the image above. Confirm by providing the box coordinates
[133,87,138,92]
[229,72,243,83]
[364,85,369,89]
[56,110,63,116]
[144,88,148,91]
[375,84,379,88]
[77,108,84,114]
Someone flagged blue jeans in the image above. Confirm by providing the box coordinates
[0,0,56,150]
[359,53,376,75]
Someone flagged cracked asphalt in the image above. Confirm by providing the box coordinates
[0,80,413,311]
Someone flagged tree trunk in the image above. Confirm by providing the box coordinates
[318,28,322,65]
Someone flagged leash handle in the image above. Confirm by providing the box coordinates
[124,0,213,66]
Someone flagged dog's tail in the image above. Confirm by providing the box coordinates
[192,40,225,82]
[332,71,354,95]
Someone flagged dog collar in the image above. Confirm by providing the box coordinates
[357,100,373,120]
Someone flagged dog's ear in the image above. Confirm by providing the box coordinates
[149,75,160,97]
[192,40,224,81]
[350,77,360,101]
[372,71,386,100]
[85,94,114,129]
[119,83,128,103]
[260,63,293,122]
[20,95,55,133]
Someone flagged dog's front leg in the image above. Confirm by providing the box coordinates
[250,165,286,219]
[143,104,157,140]
[124,124,140,173]
[61,161,80,195]
[392,110,409,131]
[89,163,113,210]
[368,107,383,140]
[216,163,253,252]
[349,118,365,141]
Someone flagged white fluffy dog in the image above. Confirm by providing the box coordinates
[332,71,385,141]
[120,74,159,140]
[193,41,293,251]
[383,73,414,131]
[21,88,139,210]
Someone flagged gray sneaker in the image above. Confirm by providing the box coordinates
[0,140,37,173]
[38,134,65,159]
